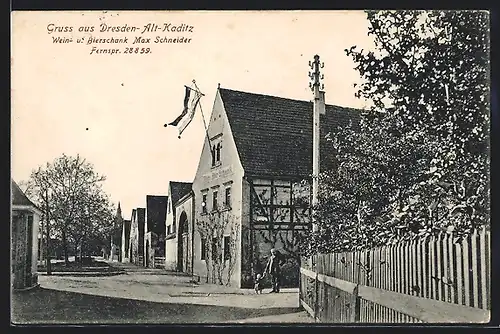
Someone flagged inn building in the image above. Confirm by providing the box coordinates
[189,85,361,288]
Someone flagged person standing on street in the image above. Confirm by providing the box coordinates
[264,248,284,293]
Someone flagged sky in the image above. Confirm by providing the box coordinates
[11,11,376,220]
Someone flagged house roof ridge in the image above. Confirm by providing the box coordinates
[218,87,364,111]
[218,87,362,178]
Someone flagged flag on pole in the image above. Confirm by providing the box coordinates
[167,84,203,138]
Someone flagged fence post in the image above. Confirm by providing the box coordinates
[299,257,305,310]
[350,284,361,323]
[314,271,319,321]
[298,257,303,309]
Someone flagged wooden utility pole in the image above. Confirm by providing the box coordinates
[308,55,326,233]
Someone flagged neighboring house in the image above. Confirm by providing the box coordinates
[120,219,131,263]
[173,190,195,275]
[144,195,168,268]
[128,209,138,264]
[191,86,361,288]
[165,181,192,271]
[11,179,42,290]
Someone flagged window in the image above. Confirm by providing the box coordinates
[211,146,216,166]
[216,143,221,162]
[211,141,222,167]
[167,225,171,235]
[201,238,206,260]
[223,236,230,261]
[213,191,218,211]
[172,218,176,234]
[202,193,207,214]
[225,187,232,208]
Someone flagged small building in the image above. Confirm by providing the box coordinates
[128,209,137,261]
[165,181,193,271]
[129,208,146,265]
[191,86,361,288]
[144,195,168,268]
[173,190,195,274]
[11,179,42,290]
[121,219,131,263]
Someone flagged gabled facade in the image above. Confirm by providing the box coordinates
[144,195,168,268]
[191,86,361,288]
[165,181,192,271]
[192,88,244,287]
[11,179,41,290]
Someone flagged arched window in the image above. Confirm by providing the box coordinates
[211,146,216,166]
[216,143,221,162]
[179,211,188,235]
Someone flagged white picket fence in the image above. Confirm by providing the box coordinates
[300,227,490,323]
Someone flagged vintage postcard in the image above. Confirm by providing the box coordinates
[11,10,490,325]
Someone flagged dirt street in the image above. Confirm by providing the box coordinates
[12,260,313,324]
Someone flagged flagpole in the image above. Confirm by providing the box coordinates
[192,80,214,160]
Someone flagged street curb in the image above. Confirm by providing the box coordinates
[12,283,40,292]
[176,288,299,296]
[38,271,125,277]
[169,291,299,297]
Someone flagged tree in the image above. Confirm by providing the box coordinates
[310,10,490,253]
[27,154,115,265]
[69,188,115,261]
[24,164,55,273]
[196,210,239,286]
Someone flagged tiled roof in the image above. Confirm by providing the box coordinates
[11,179,39,209]
[219,88,361,178]
[170,182,192,207]
[146,195,168,235]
